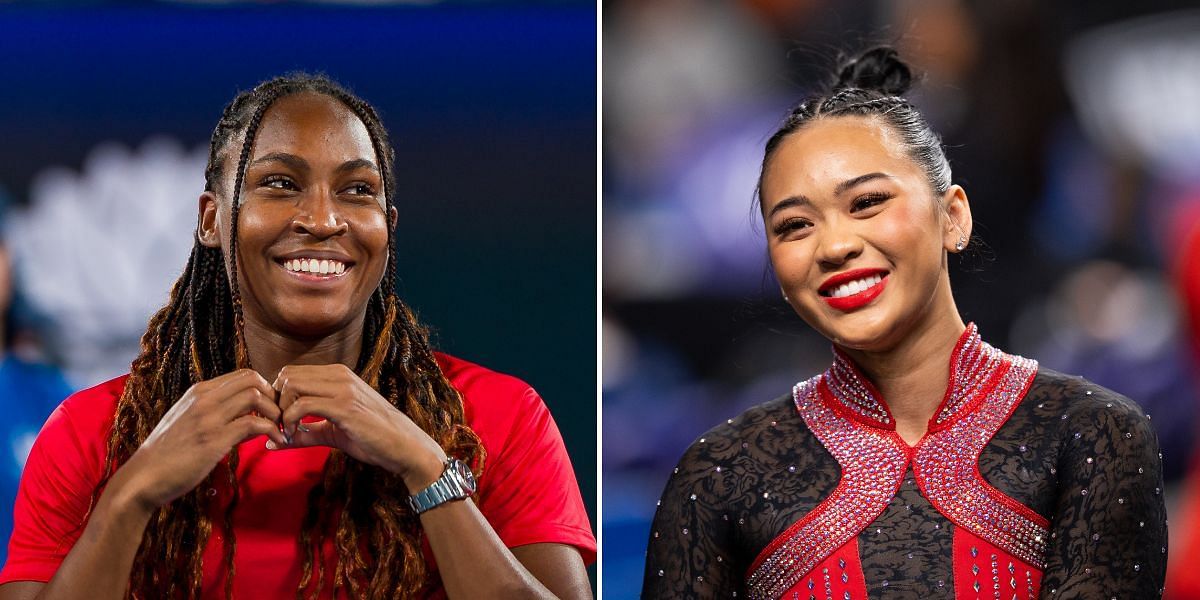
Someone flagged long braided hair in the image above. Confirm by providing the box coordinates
[95,74,485,599]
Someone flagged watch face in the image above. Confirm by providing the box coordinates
[452,459,478,494]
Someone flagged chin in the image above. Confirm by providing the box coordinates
[802,304,903,352]
[275,309,357,339]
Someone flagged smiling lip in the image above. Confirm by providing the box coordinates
[275,250,354,264]
[819,268,889,312]
[274,253,355,284]
[278,264,350,283]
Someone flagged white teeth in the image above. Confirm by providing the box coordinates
[282,258,347,276]
[829,275,883,299]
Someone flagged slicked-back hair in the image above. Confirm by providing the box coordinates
[97,74,484,600]
[757,47,953,209]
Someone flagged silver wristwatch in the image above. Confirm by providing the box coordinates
[407,458,477,515]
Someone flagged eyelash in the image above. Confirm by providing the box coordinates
[772,192,893,236]
[773,218,812,236]
[851,192,893,212]
[343,183,376,196]
[259,177,376,197]
[261,175,297,191]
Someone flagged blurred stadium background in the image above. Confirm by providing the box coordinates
[602,0,1200,597]
[0,0,596,584]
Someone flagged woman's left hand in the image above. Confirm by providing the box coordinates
[270,364,448,491]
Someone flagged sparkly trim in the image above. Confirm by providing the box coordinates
[746,326,1048,598]
[776,539,868,600]
[931,323,1007,427]
[827,350,893,427]
[914,352,1049,568]
[745,377,909,600]
[825,323,1009,431]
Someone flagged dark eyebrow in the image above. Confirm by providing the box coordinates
[335,158,379,175]
[766,195,813,218]
[766,172,894,217]
[835,172,893,195]
[248,152,308,172]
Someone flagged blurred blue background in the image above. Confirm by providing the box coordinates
[602,0,1200,597]
[0,0,596,583]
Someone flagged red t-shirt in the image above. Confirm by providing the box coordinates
[0,353,595,597]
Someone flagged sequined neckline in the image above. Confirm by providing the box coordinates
[824,323,1006,431]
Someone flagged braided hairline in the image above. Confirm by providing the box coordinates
[828,95,911,115]
[759,80,951,207]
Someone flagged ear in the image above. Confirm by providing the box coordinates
[388,206,398,231]
[941,185,973,252]
[198,191,222,248]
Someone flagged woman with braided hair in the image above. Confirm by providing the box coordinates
[0,75,594,599]
[642,47,1166,599]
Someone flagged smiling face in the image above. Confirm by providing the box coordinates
[199,92,394,340]
[760,116,971,351]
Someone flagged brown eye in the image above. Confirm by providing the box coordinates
[262,175,298,191]
[773,218,812,237]
[851,192,892,212]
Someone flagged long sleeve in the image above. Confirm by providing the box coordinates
[1039,386,1167,598]
[642,433,739,599]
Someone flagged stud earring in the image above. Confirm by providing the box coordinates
[955,236,966,251]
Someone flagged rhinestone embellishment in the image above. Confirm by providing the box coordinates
[746,324,1048,599]
[745,376,908,599]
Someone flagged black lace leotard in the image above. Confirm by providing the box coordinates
[642,325,1167,599]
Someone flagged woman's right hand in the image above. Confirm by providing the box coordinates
[116,369,287,512]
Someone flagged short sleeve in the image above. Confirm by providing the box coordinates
[0,395,113,583]
[469,385,596,564]
[1039,387,1167,598]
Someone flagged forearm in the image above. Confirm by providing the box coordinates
[36,470,152,600]
[420,499,559,599]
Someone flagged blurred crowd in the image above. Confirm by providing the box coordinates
[602,0,1200,597]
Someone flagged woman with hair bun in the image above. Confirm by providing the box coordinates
[642,47,1166,599]
[0,74,594,599]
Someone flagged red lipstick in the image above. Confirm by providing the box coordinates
[819,269,889,312]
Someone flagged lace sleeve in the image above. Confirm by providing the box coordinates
[642,430,740,598]
[1039,385,1167,599]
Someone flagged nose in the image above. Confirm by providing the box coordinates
[293,188,349,239]
[815,220,863,269]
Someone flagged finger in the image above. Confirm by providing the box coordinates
[219,387,282,424]
[280,397,341,438]
[278,419,337,450]
[209,369,276,404]
[247,387,283,423]
[228,414,289,448]
[273,364,359,399]
[235,369,278,401]
[274,373,345,416]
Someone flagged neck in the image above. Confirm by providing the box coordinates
[838,295,966,441]
[240,315,365,382]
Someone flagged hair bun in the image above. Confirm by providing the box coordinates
[833,46,913,96]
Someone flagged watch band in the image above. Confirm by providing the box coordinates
[408,458,475,515]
